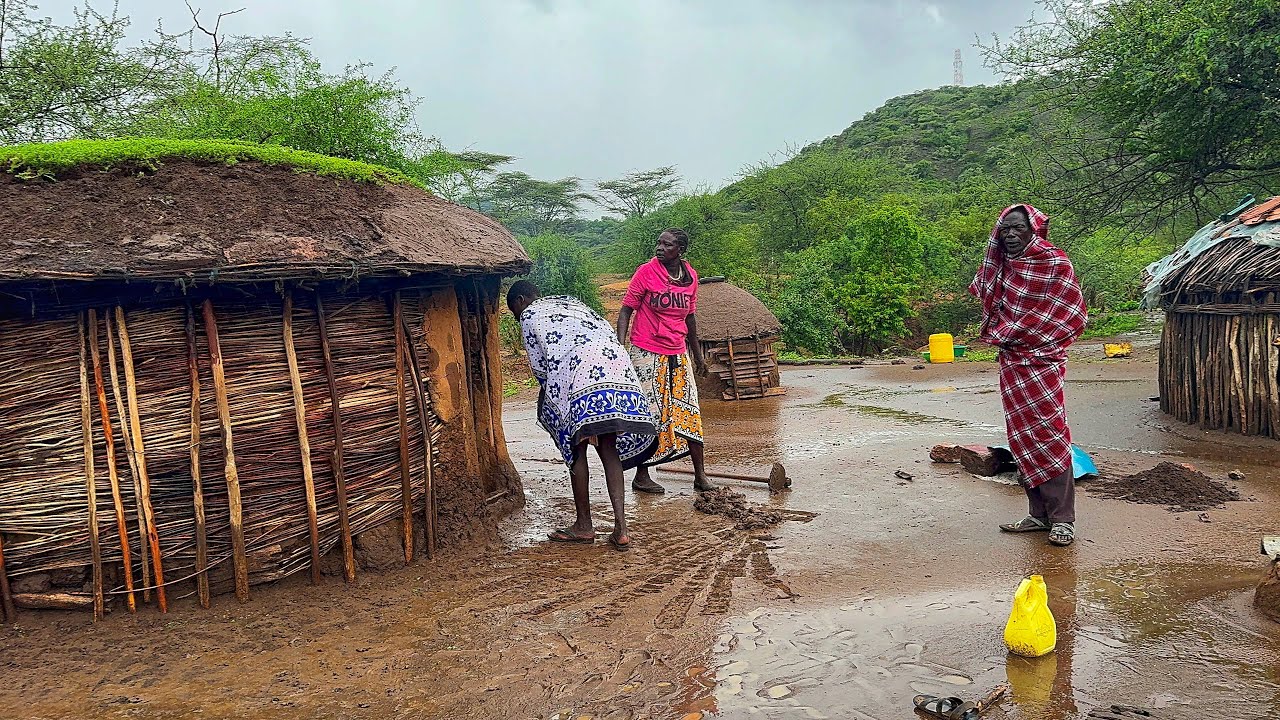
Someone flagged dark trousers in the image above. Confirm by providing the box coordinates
[1025,472,1075,524]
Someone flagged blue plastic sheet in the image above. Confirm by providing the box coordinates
[990,443,1098,480]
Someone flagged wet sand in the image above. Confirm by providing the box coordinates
[3,341,1278,719]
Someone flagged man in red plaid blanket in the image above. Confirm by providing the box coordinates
[969,205,1088,547]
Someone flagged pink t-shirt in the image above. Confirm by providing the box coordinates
[622,257,699,355]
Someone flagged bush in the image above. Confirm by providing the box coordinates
[519,234,604,313]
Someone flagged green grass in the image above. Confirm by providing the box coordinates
[502,377,536,398]
[1081,312,1143,340]
[961,348,998,362]
[0,138,421,187]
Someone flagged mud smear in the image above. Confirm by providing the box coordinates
[1090,462,1241,511]
[695,488,784,530]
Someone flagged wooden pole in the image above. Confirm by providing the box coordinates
[727,339,740,399]
[114,306,167,613]
[202,300,250,602]
[753,331,767,393]
[185,304,211,608]
[89,309,135,613]
[282,293,323,584]
[79,313,104,621]
[400,298,436,558]
[393,293,414,564]
[105,311,153,605]
[0,533,16,621]
[315,295,357,583]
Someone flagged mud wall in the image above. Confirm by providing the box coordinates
[0,276,524,615]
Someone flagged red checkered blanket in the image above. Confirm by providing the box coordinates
[969,205,1087,488]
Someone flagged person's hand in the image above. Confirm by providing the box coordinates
[694,357,707,376]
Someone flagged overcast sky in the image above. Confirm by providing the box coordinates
[40,0,1041,194]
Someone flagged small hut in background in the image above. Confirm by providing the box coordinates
[1147,196,1280,440]
[0,140,530,619]
[694,277,785,400]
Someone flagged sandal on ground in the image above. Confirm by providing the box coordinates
[1048,522,1075,547]
[548,527,594,544]
[632,476,666,494]
[1000,516,1050,533]
[912,694,978,720]
[609,532,631,552]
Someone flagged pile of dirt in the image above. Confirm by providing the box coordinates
[1089,462,1240,511]
[694,488,783,530]
[1256,561,1280,623]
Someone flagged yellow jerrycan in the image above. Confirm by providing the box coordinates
[1003,575,1056,657]
[928,333,955,363]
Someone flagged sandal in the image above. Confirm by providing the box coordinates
[609,532,631,552]
[912,694,978,720]
[1000,516,1050,533]
[1048,522,1075,547]
[548,528,594,544]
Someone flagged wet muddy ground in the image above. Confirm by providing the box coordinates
[3,339,1279,719]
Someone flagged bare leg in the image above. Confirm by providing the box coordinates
[564,444,594,537]
[632,463,665,494]
[689,440,716,491]
[595,434,630,546]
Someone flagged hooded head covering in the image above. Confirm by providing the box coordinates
[968,204,1086,355]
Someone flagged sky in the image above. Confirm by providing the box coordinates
[39,0,1042,196]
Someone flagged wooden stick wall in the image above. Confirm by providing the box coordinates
[0,289,447,617]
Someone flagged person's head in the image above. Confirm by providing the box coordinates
[506,279,540,319]
[655,228,690,263]
[997,206,1033,258]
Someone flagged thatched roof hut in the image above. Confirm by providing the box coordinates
[1146,196,1280,439]
[0,140,530,619]
[693,278,784,400]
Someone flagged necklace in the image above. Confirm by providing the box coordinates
[664,261,685,284]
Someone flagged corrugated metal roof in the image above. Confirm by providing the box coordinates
[1238,195,1280,225]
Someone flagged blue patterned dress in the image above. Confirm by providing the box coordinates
[518,296,658,468]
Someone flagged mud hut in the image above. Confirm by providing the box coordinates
[1146,196,1280,440]
[0,140,530,619]
[694,278,784,400]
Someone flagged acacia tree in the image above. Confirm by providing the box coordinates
[472,171,592,236]
[0,0,186,142]
[982,0,1280,232]
[594,165,679,219]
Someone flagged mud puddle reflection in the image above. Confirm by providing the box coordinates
[703,563,1280,719]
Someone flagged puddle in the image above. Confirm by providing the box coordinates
[708,567,1280,719]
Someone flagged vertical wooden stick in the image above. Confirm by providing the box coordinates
[727,339,739,399]
[90,309,135,613]
[114,306,167,613]
[393,293,414,564]
[79,314,104,621]
[0,532,15,622]
[282,293,323,584]
[202,300,250,602]
[316,295,357,583]
[400,303,436,557]
[105,311,151,603]
[185,304,210,609]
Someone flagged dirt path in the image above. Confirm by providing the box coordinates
[3,340,1279,719]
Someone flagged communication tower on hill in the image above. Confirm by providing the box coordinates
[953,49,964,86]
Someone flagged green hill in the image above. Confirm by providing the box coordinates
[806,82,1037,181]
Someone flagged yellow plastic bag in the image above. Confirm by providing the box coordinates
[1003,575,1056,658]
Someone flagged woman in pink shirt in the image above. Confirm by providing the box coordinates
[616,228,715,493]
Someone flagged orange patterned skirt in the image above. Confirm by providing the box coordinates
[628,347,704,466]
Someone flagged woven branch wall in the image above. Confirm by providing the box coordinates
[0,287,446,615]
[1159,306,1280,440]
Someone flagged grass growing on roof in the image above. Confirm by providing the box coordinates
[0,138,423,187]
